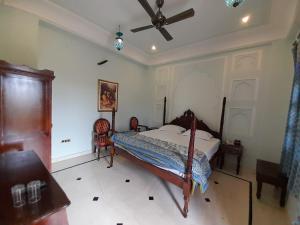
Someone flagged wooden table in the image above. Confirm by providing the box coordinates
[256,159,288,207]
[0,151,70,225]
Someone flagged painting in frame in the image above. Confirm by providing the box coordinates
[98,79,118,112]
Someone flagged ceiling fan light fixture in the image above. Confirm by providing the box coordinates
[224,0,246,8]
[114,26,124,51]
[241,15,250,24]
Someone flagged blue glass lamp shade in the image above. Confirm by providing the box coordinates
[224,0,246,7]
[114,31,124,51]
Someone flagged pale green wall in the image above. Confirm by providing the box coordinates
[0,5,152,160]
[150,40,294,171]
[37,23,152,160]
[0,5,39,67]
[257,40,293,162]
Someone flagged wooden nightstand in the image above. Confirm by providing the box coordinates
[220,143,243,175]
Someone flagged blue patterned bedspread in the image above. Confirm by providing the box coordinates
[112,131,211,192]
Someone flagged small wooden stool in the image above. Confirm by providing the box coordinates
[256,159,288,207]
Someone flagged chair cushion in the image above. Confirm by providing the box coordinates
[95,138,113,147]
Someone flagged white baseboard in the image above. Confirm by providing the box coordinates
[51,150,93,163]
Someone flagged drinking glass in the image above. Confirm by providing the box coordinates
[27,180,41,204]
[11,184,26,208]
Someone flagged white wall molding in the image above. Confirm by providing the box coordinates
[4,0,298,66]
[51,150,93,163]
[4,0,151,65]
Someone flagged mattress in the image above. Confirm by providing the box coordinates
[115,129,220,178]
[140,129,220,160]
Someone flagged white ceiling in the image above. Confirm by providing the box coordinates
[49,0,272,54]
[4,0,299,65]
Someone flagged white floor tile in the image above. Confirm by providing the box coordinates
[53,154,290,225]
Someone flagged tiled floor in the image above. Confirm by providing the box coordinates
[52,154,290,225]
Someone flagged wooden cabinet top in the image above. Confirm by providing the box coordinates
[221,143,243,154]
[0,60,55,80]
[0,151,70,225]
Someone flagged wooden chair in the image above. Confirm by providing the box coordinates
[93,118,115,167]
[129,117,149,132]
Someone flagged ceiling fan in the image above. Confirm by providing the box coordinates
[131,0,195,41]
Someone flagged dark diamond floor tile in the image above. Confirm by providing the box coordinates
[205,198,211,202]
[149,196,154,200]
[93,197,99,201]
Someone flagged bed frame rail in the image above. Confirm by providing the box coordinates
[115,146,186,188]
[113,116,196,218]
[110,97,227,218]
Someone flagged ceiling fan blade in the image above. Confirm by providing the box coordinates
[138,0,156,19]
[166,8,195,25]
[159,28,173,41]
[131,25,154,33]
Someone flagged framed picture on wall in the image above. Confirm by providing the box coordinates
[98,79,118,112]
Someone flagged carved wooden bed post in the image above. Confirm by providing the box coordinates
[109,108,116,167]
[163,96,167,125]
[182,117,196,217]
[219,97,226,141]
[112,107,116,134]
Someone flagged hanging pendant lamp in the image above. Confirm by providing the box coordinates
[224,0,246,8]
[114,25,124,51]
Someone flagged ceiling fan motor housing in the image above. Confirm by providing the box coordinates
[132,0,195,41]
[156,0,164,8]
[152,11,166,29]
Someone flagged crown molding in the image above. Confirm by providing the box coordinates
[148,24,281,65]
[4,0,298,66]
[149,0,299,65]
[4,0,151,65]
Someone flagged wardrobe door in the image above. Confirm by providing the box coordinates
[1,72,52,170]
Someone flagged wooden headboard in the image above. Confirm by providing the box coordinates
[164,97,227,140]
[169,109,221,139]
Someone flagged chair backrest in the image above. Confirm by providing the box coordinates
[94,118,110,136]
[129,117,139,131]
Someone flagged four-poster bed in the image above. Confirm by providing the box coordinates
[110,97,226,217]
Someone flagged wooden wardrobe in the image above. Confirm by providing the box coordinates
[0,60,54,171]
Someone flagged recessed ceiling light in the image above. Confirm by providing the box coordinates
[241,15,250,24]
[151,45,157,51]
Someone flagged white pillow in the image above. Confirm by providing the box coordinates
[182,129,213,141]
[159,125,186,134]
